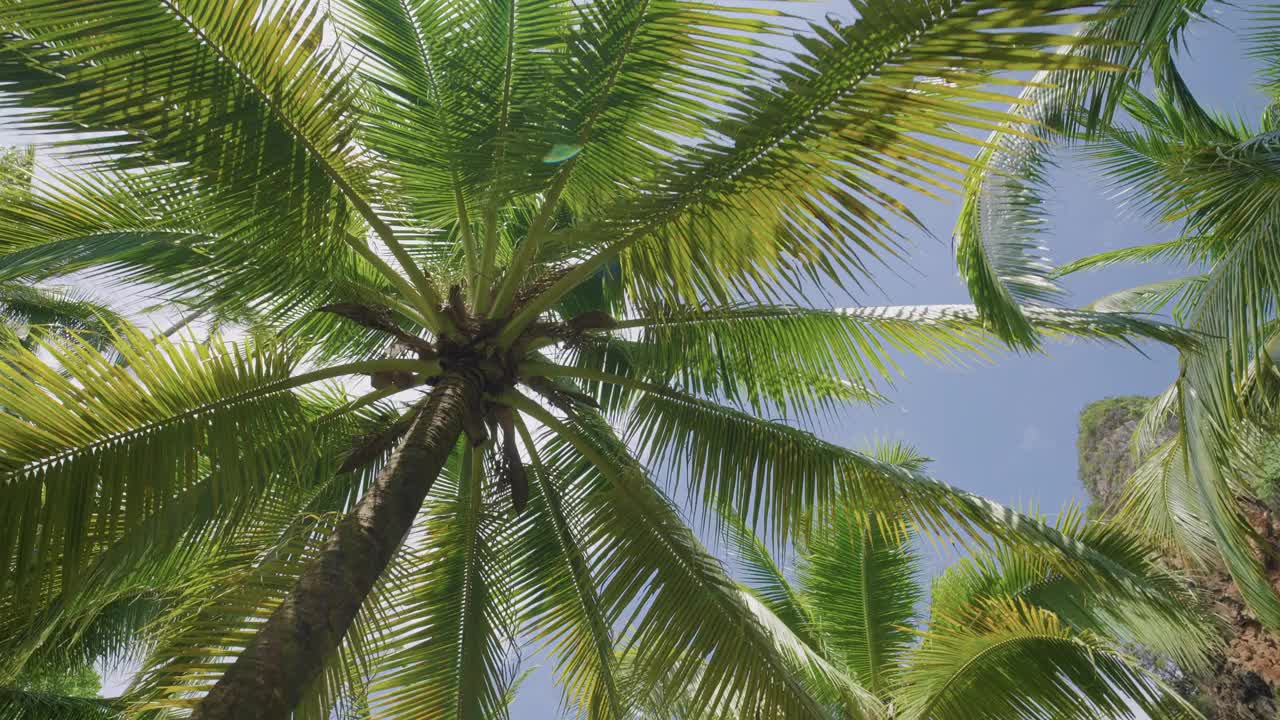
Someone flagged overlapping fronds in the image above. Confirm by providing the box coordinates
[522,408,876,720]
[0,0,396,325]
[364,450,520,720]
[0,283,126,348]
[720,511,819,649]
[567,303,1193,433]
[0,0,1230,715]
[0,329,311,601]
[929,506,1216,674]
[501,0,1147,341]
[897,597,1200,720]
[954,0,1209,348]
[0,387,386,689]
[1076,56,1280,627]
[715,478,1211,720]
[0,689,122,720]
[512,422,623,719]
[1115,435,1217,564]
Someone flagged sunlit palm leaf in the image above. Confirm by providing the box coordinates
[365,449,520,720]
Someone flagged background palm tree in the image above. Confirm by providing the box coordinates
[0,146,123,348]
[957,0,1280,634]
[630,469,1216,720]
[0,1,1217,717]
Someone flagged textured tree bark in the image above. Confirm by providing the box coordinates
[191,374,473,720]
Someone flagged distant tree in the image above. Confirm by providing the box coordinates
[12,662,101,699]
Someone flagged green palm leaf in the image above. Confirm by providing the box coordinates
[500,0,1141,342]
[512,419,624,719]
[0,327,433,603]
[955,0,1210,348]
[797,509,920,697]
[517,404,878,720]
[897,597,1200,720]
[365,447,519,720]
[0,688,122,720]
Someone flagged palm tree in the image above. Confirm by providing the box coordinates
[960,2,1280,634]
[630,479,1216,719]
[0,1,1212,717]
[0,146,124,347]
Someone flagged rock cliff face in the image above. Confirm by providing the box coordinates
[1078,397,1280,719]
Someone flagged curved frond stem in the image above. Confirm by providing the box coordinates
[497,238,625,347]
[487,0,654,321]
[0,355,435,490]
[512,415,625,719]
[342,233,449,333]
[502,392,612,476]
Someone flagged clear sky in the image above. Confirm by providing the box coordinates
[8,1,1262,714]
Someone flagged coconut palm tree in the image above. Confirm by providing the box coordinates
[629,478,1216,719]
[0,1,1212,718]
[961,2,1280,634]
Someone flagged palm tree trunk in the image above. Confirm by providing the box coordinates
[191,373,474,720]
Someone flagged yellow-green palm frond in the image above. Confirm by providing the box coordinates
[1114,435,1218,565]
[795,508,920,699]
[364,449,522,720]
[897,597,1202,720]
[0,688,122,720]
[929,505,1217,675]
[501,0,1150,341]
[521,408,872,720]
[511,421,624,719]
[0,327,434,607]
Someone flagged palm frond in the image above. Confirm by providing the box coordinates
[0,688,122,720]
[0,328,428,604]
[954,0,1209,349]
[512,418,624,719]
[519,404,874,720]
[534,358,1190,545]
[796,509,920,697]
[568,303,1192,426]
[1115,436,1217,565]
[1084,276,1205,321]
[365,448,520,720]
[928,506,1216,674]
[897,597,1202,720]
[0,283,127,349]
[719,511,819,650]
[1055,239,1203,277]
[502,0,1137,343]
